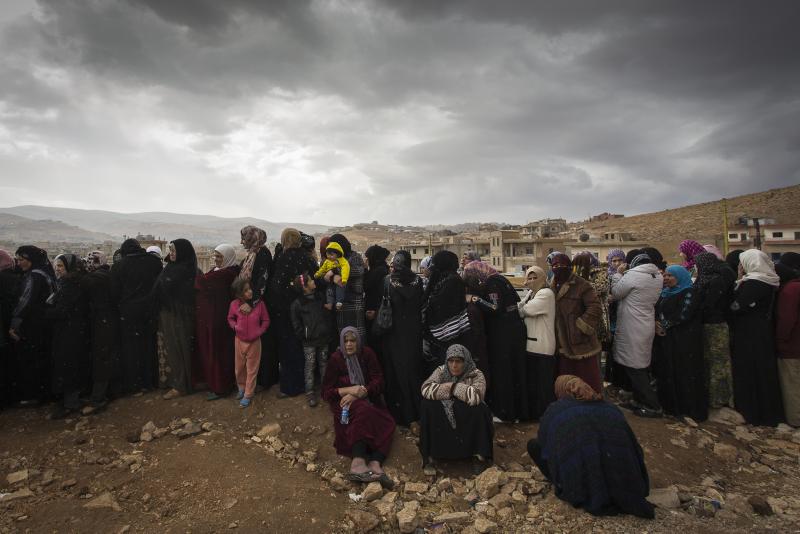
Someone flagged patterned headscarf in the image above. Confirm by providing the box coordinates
[679,240,706,270]
[693,252,720,289]
[554,375,601,401]
[419,255,432,272]
[0,249,14,271]
[629,253,652,269]
[661,265,693,298]
[85,250,108,272]
[606,248,625,276]
[239,226,267,281]
[214,244,237,270]
[439,344,478,428]
[281,228,302,250]
[339,327,365,387]
[737,249,779,289]
[462,260,498,285]
[55,253,84,277]
[703,244,724,260]
[550,253,572,288]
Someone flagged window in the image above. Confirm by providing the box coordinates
[772,232,783,238]
[412,248,417,254]
[728,233,738,239]
[740,233,747,240]
[525,247,533,255]
[424,248,428,254]
[795,232,800,240]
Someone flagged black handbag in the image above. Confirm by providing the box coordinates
[372,277,393,336]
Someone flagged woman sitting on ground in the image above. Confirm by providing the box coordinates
[527,375,655,519]
[419,344,493,475]
[322,327,396,487]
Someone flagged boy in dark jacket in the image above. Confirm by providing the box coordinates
[290,274,332,406]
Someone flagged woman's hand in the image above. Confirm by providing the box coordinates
[354,385,368,398]
[239,302,252,315]
[617,263,628,275]
[324,270,335,282]
[465,294,473,303]
[655,322,666,337]
[340,393,358,408]
[8,328,19,341]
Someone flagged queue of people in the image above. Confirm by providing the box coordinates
[1,233,799,516]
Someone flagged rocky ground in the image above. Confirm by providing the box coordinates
[1,391,799,534]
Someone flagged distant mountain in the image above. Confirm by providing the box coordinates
[0,206,331,246]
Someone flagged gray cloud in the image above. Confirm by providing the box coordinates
[0,0,797,227]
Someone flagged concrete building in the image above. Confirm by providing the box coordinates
[520,218,567,239]
[727,223,800,260]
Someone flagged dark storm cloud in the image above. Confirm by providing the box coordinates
[0,0,798,225]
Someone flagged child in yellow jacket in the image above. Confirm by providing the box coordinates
[314,241,350,310]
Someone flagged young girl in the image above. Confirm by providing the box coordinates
[227,278,270,407]
[290,274,332,407]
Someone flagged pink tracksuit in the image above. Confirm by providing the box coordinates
[227,299,270,398]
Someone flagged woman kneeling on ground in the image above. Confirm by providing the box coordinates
[419,344,493,475]
[527,375,655,519]
[322,327,395,487]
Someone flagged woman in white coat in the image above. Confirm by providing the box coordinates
[611,253,664,417]
[518,266,557,420]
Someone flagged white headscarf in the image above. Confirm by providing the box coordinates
[737,249,780,289]
[146,245,162,257]
[214,244,237,270]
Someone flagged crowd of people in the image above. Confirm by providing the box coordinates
[1,229,799,518]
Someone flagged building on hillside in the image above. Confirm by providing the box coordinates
[124,234,168,255]
[590,212,624,222]
[520,218,567,239]
[727,223,800,260]
[399,236,491,271]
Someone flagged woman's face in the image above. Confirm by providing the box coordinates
[213,251,224,268]
[169,244,177,262]
[343,334,357,356]
[447,358,465,377]
[610,257,623,269]
[524,271,540,290]
[54,258,67,279]
[663,272,677,288]
[16,256,31,272]
[679,251,687,260]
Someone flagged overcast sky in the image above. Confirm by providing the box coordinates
[0,1,798,226]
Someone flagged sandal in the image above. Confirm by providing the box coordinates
[377,473,395,490]
[347,471,375,483]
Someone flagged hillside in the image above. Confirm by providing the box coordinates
[583,184,800,243]
[0,206,331,246]
[0,213,115,243]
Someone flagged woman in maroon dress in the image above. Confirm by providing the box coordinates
[195,244,240,400]
[322,326,396,487]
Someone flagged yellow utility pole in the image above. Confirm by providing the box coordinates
[722,198,729,256]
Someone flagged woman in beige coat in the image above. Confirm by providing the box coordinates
[518,266,557,419]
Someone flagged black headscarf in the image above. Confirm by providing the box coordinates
[166,238,198,275]
[640,247,666,271]
[779,252,800,271]
[390,250,416,285]
[120,238,144,257]
[329,233,353,259]
[365,245,390,269]
[15,245,56,280]
[775,263,799,285]
[726,249,744,272]
[55,253,84,274]
[624,248,642,266]
[425,250,460,298]
[300,232,316,254]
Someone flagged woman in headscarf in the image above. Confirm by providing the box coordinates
[268,228,319,397]
[327,234,366,339]
[518,265,556,420]
[703,244,724,260]
[0,249,21,407]
[194,244,241,400]
[380,250,424,428]
[550,253,604,394]
[693,252,735,409]
[422,251,473,376]
[527,375,655,519]
[640,247,667,272]
[610,253,663,417]
[574,252,611,350]
[47,254,89,419]
[775,253,800,426]
[155,238,199,399]
[725,249,744,273]
[10,246,55,405]
[321,327,396,487]
[110,238,163,394]
[464,260,528,421]
[82,251,118,413]
[653,265,707,421]
[419,344,492,473]
[363,245,390,352]
[729,249,784,426]
[678,240,706,275]
[604,249,627,389]
[419,256,433,290]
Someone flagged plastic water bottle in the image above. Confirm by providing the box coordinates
[340,406,350,425]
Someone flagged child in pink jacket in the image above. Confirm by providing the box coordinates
[227,279,270,407]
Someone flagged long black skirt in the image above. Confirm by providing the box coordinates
[526,352,556,421]
[418,398,493,463]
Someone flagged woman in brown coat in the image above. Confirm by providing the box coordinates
[550,254,603,393]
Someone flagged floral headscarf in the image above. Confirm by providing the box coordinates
[462,260,498,285]
[85,250,108,272]
[606,248,625,276]
[239,226,267,281]
[555,374,601,401]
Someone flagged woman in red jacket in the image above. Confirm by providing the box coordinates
[775,254,800,426]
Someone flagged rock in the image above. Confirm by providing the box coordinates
[396,501,420,533]
[176,422,203,439]
[152,427,169,438]
[683,416,699,428]
[223,497,238,510]
[775,423,793,434]
[306,463,318,472]
[250,436,262,443]
[83,492,122,511]
[766,496,786,515]
[141,421,156,433]
[0,488,34,503]
[61,478,78,489]
[139,431,153,442]
[748,495,773,516]
[473,517,498,533]
[724,492,752,515]
[362,482,383,502]
[475,466,507,500]
[496,507,514,521]
[346,509,379,533]
[670,438,688,449]
[403,481,429,496]
[228,522,238,529]
[791,430,800,445]
[330,476,349,492]
[708,407,745,426]
[646,486,681,509]
[506,471,532,480]
[125,431,140,443]
[75,419,89,431]
[257,423,282,438]
[436,478,453,492]
[372,499,395,517]
[713,442,739,462]
[696,435,714,449]
[733,426,758,443]
[488,493,511,510]
[382,491,398,503]
[117,526,131,534]
[6,469,29,485]
[201,422,213,431]
[41,469,55,486]
[433,511,470,524]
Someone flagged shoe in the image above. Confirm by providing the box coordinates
[162,389,181,400]
[335,302,343,310]
[377,473,395,490]
[423,464,436,477]
[82,400,108,416]
[632,407,663,419]
[236,389,245,400]
[409,421,421,437]
[347,471,375,483]
[206,392,222,401]
[307,393,318,407]
[240,397,251,408]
